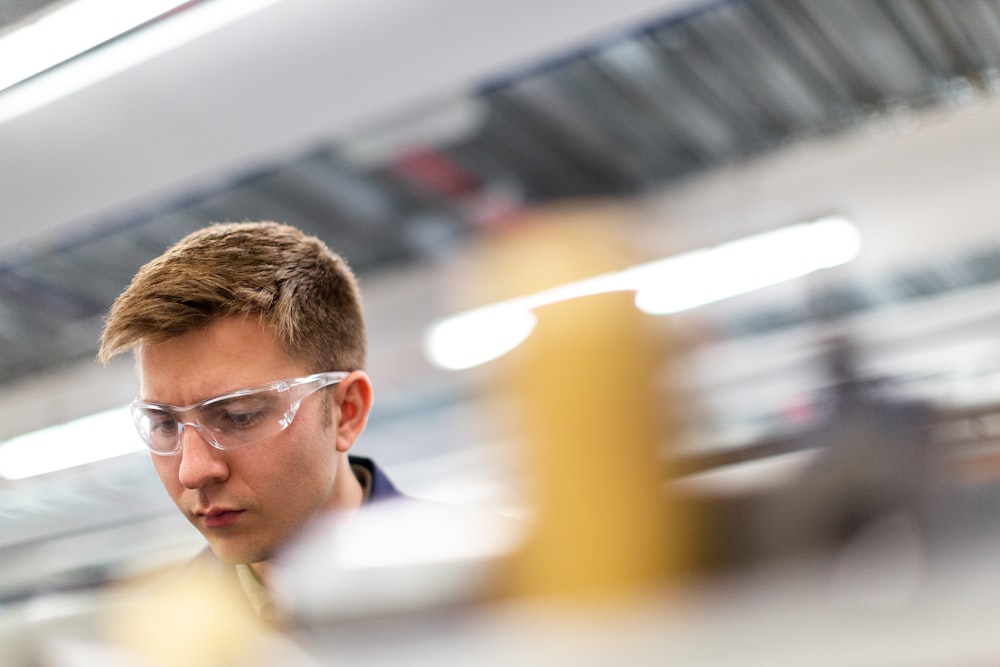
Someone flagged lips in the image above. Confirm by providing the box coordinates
[197,508,245,528]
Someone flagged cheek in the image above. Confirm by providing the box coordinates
[287,404,338,456]
[282,431,336,482]
[269,418,339,489]
[242,426,334,494]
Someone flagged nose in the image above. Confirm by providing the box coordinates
[176,424,230,489]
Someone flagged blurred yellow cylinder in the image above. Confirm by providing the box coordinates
[479,203,682,601]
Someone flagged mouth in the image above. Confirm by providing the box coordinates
[197,508,245,528]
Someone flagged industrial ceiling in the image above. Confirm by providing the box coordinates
[2,0,1000,386]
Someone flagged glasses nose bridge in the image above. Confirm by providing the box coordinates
[173,411,223,450]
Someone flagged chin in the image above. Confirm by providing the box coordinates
[209,542,267,566]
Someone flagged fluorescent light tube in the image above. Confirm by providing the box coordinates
[0,405,143,480]
[0,0,283,123]
[423,217,861,370]
[633,216,862,314]
[424,305,537,371]
[0,0,189,93]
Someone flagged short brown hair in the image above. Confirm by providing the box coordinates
[99,221,366,371]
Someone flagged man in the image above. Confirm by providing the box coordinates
[98,221,399,620]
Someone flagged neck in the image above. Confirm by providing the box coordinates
[331,451,366,509]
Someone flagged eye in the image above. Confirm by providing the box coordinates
[201,394,280,433]
[145,410,179,435]
[219,409,266,431]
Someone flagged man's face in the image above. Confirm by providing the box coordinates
[137,316,347,566]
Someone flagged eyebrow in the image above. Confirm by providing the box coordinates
[141,381,276,410]
[139,381,268,411]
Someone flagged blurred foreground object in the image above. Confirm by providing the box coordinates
[474,202,685,600]
[106,563,317,667]
[0,563,317,667]
[271,498,526,622]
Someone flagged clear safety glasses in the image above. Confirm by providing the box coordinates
[130,371,350,456]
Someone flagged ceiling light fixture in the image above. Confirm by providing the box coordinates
[425,305,538,372]
[632,216,862,314]
[0,0,188,93]
[0,0,283,123]
[0,405,143,480]
[423,216,861,370]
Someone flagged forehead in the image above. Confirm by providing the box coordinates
[137,316,306,404]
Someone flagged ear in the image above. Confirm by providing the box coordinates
[333,371,374,453]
